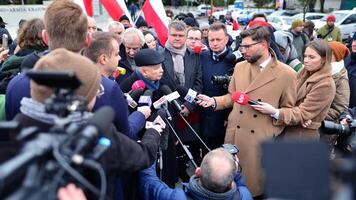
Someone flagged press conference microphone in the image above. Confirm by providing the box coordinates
[126,89,144,109]
[138,90,152,107]
[129,80,146,95]
[155,109,169,150]
[71,106,115,157]
[231,91,261,105]
[176,86,199,104]
[153,96,172,120]
[113,67,126,78]
[160,85,183,113]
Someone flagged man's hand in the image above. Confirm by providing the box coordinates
[137,106,151,119]
[0,47,9,63]
[302,119,312,128]
[180,105,190,117]
[251,102,278,115]
[196,94,215,108]
[58,183,87,200]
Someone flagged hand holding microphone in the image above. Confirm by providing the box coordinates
[196,94,215,108]
[232,92,278,115]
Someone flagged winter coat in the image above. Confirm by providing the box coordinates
[277,62,336,139]
[325,63,349,121]
[138,164,253,200]
[317,24,342,42]
[345,53,356,108]
[214,50,297,196]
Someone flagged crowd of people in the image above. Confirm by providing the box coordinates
[0,0,356,199]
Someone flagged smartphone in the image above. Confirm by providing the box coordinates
[2,34,8,49]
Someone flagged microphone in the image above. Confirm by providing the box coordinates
[160,85,183,113]
[231,92,261,105]
[156,109,169,150]
[129,80,146,95]
[176,86,199,104]
[153,96,172,120]
[71,106,115,157]
[113,67,127,78]
[138,90,152,107]
[125,89,144,109]
[225,50,243,63]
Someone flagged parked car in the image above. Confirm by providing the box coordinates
[269,10,300,17]
[212,7,242,19]
[195,4,211,17]
[314,10,356,41]
[292,12,327,22]
[267,16,294,30]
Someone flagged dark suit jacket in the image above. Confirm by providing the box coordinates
[161,49,202,113]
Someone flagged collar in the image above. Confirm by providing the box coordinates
[259,54,272,71]
[213,47,227,57]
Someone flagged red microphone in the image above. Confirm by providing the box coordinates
[131,80,146,92]
[231,92,260,105]
[194,46,202,54]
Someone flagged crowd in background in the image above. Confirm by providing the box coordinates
[0,0,356,199]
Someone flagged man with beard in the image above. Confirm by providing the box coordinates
[197,25,297,198]
[289,19,309,61]
[317,15,342,42]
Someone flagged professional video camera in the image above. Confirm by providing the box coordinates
[0,70,112,200]
[211,68,234,89]
[319,119,356,155]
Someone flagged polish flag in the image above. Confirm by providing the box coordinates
[142,0,168,46]
[74,0,93,16]
[100,0,133,23]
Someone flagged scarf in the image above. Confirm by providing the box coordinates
[135,69,160,91]
[331,60,345,75]
[186,175,238,200]
[165,41,186,86]
[20,97,92,125]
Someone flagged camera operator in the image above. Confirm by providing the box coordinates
[138,147,252,200]
[84,31,150,139]
[13,48,163,199]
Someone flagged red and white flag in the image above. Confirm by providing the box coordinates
[100,0,133,22]
[142,0,168,46]
[74,0,93,16]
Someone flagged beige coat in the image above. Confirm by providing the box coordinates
[214,51,297,196]
[277,62,336,139]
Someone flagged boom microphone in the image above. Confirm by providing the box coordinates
[231,92,260,105]
[160,85,183,113]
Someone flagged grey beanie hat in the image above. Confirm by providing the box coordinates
[274,30,293,49]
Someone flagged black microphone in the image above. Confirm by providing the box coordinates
[126,89,144,109]
[71,106,115,157]
[138,90,152,107]
[176,86,199,104]
[153,96,172,121]
[160,85,183,113]
[155,109,169,150]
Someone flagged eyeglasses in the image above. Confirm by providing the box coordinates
[187,37,201,41]
[239,41,261,51]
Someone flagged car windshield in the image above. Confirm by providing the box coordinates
[320,13,348,23]
[283,17,293,25]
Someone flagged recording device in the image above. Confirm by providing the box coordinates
[138,90,152,107]
[153,96,172,120]
[231,92,261,106]
[222,144,239,157]
[26,70,86,117]
[2,34,8,49]
[129,80,146,95]
[160,85,183,113]
[176,86,199,104]
[211,74,231,86]
[113,67,126,78]
[125,89,144,109]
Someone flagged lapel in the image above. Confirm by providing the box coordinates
[245,59,277,93]
[164,50,175,79]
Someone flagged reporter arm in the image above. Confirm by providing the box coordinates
[101,125,160,173]
[138,164,186,200]
[234,172,253,200]
[127,111,146,139]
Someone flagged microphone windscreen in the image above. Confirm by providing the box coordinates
[176,85,189,97]
[132,80,146,91]
[130,89,144,102]
[231,92,249,105]
[194,46,202,54]
[88,106,115,134]
[160,85,173,96]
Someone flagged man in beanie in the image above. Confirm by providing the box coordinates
[316,15,342,42]
[345,32,356,108]
[119,15,132,29]
[289,19,309,61]
[12,48,163,199]
[274,30,303,72]
[136,20,149,32]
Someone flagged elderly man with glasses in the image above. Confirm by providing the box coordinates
[197,25,297,199]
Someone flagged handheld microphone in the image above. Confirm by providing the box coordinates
[153,96,172,120]
[138,90,153,107]
[160,85,183,113]
[125,89,144,109]
[129,80,146,95]
[113,67,127,78]
[231,92,261,105]
[176,86,199,104]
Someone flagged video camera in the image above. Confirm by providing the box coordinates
[211,68,234,89]
[0,70,111,200]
